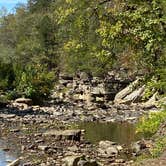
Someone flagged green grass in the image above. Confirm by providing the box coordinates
[150,136,166,158]
[134,109,166,164]
[136,110,166,136]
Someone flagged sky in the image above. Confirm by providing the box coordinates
[0,0,27,12]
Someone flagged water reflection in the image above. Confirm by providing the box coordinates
[77,122,142,145]
[0,140,17,166]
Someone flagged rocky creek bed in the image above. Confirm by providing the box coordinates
[0,103,155,166]
[0,75,164,165]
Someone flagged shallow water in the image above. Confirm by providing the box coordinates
[76,122,143,145]
[0,140,17,166]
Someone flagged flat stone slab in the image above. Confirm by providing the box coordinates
[15,98,32,105]
[43,129,81,141]
[0,114,16,119]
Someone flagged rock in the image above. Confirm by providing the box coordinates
[62,155,81,166]
[132,142,141,154]
[106,147,118,156]
[114,79,140,103]
[114,159,125,163]
[0,114,16,119]
[91,84,106,95]
[132,140,150,155]
[116,145,123,151]
[38,145,49,151]
[77,160,89,166]
[125,117,137,121]
[99,141,117,149]
[104,117,116,123]
[7,158,20,166]
[98,141,118,157]
[63,156,99,166]
[10,129,20,132]
[98,147,118,157]
[96,97,104,102]
[22,162,33,166]
[11,102,29,110]
[78,159,99,166]
[43,129,81,141]
[15,98,32,105]
[67,145,79,152]
[76,72,91,80]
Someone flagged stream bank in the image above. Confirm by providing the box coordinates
[0,102,158,166]
[0,74,164,165]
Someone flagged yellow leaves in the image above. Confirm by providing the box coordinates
[109,21,123,38]
[97,20,123,40]
[64,40,83,52]
[96,50,111,62]
[65,0,74,4]
[97,21,109,38]
[56,7,76,24]
[97,20,123,49]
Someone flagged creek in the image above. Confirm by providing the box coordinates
[75,122,144,145]
[0,139,17,166]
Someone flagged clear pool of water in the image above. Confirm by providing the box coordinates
[0,140,16,166]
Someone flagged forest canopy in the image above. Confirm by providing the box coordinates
[0,0,165,101]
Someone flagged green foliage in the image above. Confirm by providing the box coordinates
[137,110,166,135]
[97,0,166,72]
[153,69,166,95]
[0,63,15,90]
[150,136,166,158]
[52,0,166,75]
[143,68,166,100]
[136,109,166,160]
[13,64,55,102]
[134,136,166,164]
[0,0,166,101]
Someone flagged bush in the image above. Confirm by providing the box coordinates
[0,63,15,90]
[14,64,55,103]
[136,110,166,136]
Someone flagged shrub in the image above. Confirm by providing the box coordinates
[136,110,166,136]
[14,64,55,103]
